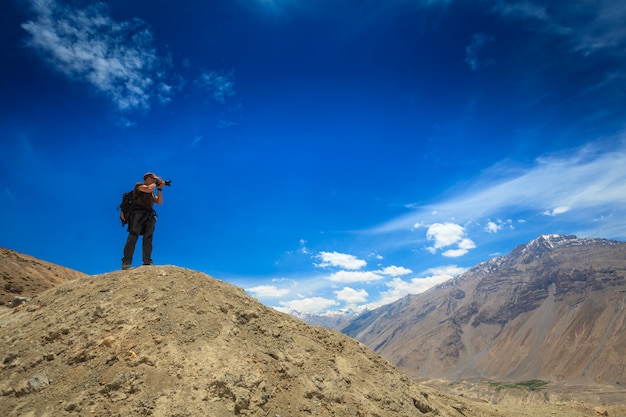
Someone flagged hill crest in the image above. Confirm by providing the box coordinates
[0,265,503,417]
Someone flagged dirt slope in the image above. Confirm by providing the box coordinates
[0,247,86,306]
[1,266,508,417]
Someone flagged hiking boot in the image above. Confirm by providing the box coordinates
[122,263,131,270]
[143,262,153,266]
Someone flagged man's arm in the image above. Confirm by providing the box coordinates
[154,188,163,205]
[138,183,157,193]
[138,176,164,205]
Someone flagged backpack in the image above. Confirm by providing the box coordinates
[118,190,135,226]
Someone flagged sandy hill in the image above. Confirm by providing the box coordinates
[0,247,86,307]
[0,265,510,417]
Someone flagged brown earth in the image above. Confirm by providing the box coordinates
[1,265,512,417]
[0,247,86,307]
[419,379,626,417]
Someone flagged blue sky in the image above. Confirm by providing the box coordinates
[1,0,625,314]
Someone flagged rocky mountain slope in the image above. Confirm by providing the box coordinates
[0,247,86,306]
[0,265,512,417]
[342,235,626,386]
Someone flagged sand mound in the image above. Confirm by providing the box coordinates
[0,266,502,417]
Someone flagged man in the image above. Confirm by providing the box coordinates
[122,172,165,270]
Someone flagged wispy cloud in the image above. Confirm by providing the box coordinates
[465,33,495,71]
[372,139,626,237]
[492,1,549,21]
[197,70,237,103]
[492,0,626,57]
[21,0,171,112]
[191,136,203,147]
[543,206,571,217]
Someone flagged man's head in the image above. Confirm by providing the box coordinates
[143,172,157,184]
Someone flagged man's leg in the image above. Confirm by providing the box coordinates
[122,232,139,269]
[142,218,156,265]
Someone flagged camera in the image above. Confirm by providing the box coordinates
[156,179,172,187]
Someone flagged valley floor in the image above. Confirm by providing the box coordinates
[420,379,626,417]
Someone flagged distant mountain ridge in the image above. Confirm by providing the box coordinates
[288,308,361,330]
[437,234,620,289]
[341,234,626,385]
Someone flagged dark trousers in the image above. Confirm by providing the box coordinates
[122,211,156,265]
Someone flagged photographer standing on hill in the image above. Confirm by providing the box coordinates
[122,172,165,270]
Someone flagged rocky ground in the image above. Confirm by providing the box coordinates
[0,247,86,307]
[1,266,510,417]
[0,263,624,416]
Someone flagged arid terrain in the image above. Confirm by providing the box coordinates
[1,265,511,417]
[0,247,86,306]
[1,247,625,416]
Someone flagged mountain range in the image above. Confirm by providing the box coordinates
[340,234,626,386]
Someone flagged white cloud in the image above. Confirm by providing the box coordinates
[334,287,368,304]
[299,239,309,254]
[484,219,513,233]
[315,251,367,270]
[278,297,338,314]
[426,222,465,248]
[326,270,384,283]
[366,265,466,309]
[485,220,502,233]
[21,0,170,112]
[442,240,476,257]
[246,285,290,297]
[412,221,426,230]
[426,222,476,257]
[378,265,413,276]
[427,265,468,277]
[543,206,571,216]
